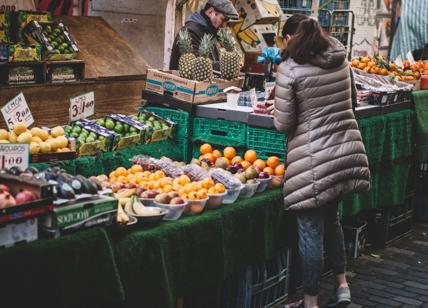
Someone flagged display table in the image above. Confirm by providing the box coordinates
[0,189,285,308]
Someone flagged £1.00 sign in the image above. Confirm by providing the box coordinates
[69,91,95,122]
[1,93,34,131]
[0,144,29,170]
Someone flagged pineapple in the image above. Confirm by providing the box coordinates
[194,34,214,82]
[177,28,196,80]
[218,29,241,81]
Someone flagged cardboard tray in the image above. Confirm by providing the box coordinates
[145,69,244,104]
[195,102,252,123]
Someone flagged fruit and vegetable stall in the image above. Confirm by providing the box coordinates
[0,9,428,308]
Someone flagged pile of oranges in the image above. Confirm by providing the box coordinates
[198,144,286,177]
[107,165,226,198]
[351,56,423,81]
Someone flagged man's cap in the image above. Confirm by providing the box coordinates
[207,0,239,20]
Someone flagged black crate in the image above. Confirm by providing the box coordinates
[342,219,367,259]
[366,198,414,249]
[0,61,45,85]
[46,59,84,83]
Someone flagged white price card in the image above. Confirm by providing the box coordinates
[1,93,34,131]
[407,51,416,65]
[69,91,95,122]
[0,143,29,170]
[249,88,258,107]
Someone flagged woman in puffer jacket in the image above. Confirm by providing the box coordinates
[275,15,371,308]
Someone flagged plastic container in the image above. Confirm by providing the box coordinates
[206,192,227,210]
[184,198,209,215]
[223,184,245,204]
[154,201,186,221]
[256,176,272,193]
[240,181,260,198]
[140,197,155,207]
[268,176,285,189]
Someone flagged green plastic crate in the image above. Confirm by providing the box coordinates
[144,106,191,139]
[246,126,287,161]
[177,135,191,163]
[192,117,247,147]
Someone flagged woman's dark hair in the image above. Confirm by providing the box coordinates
[281,14,309,38]
[282,17,331,64]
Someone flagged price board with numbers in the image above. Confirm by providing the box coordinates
[0,144,29,170]
[69,91,95,122]
[1,93,34,131]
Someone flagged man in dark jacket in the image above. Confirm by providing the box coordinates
[169,0,238,72]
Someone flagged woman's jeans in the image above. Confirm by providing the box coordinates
[295,201,346,296]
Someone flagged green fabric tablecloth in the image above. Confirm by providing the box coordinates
[413,90,428,161]
[0,227,125,308]
[112,189,285,308]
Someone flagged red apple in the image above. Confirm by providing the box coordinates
[170,197,185,205]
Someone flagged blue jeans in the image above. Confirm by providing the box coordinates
[295,201,346,296]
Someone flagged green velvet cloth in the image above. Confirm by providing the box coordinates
[111,189,285,308]
[0,227,125,308]
[357,115,387,166]
[413,90,428,161]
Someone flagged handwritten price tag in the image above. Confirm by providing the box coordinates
[0,144,29,170]
[1,93,34,131]
[69,91,95,122]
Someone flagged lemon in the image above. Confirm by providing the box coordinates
[39,129,49,141]
[0,129,9,140]
[39,142,51,153]
[31,136,43,144]
[46,139,58,152]
[13,122,27,136]
[30,142,40,154]
[8,131,17,143]
[30,127,41,137]
[56,136,68,148]
[17,132,32,143]
[62,147,71,152]
[51,126,65,137]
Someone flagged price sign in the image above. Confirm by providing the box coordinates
[1,93,34,131]
[69,91,95,122]
[249,88,258,107]
[407,51,416,65]
[0,144,29,170]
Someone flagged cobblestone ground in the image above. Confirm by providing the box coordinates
[283,224,428,308]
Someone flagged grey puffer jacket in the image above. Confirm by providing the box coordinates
[274,38,370,210]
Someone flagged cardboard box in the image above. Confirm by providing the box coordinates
[238,24,277,53]
[145,69,244,104]
[235,0,282,30]
[8,43,42,62]
[134,111,176,143]
[42,195,117,238]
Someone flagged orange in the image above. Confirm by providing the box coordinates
[351,59,359,67]
[214,183,225,193]
[212,149,222,159]
[127,174,136,182]
[361,56,370,63]
[357,62,366,70]
[199,155,204,161]
[274,164,285,176]
[208,187,217,194]
[263,167,274,176]
[197,188,208,199]
[178,175,191,185]
[369,66,379,74]
[367,61,376,68]
[109,171,116,179]
[200,143,213,155]
[267,156,280,168]
[117,175,128,183]
[231,156,243,165]
[223,147,236,160]
[380,68,388,75]
[130,164,143,174]
[244,150,257,163]
[241,161,251,170]
[163,185,173,193]
[203,153,215,162]
[115,167,127,177]
[253,159,266,169]
[202,177,215,189]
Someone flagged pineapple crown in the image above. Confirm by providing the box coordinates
[218,28,235,52]
[177,28,193,54]
[198,34,214,58]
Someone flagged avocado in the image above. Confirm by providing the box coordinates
[56,181,75,199]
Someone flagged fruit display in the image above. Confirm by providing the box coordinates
[0,122,72,155]
[177,28,196,80]
[194,34,214,82]
[64,121,117,155]
[351,56,423,81]
[218,28,241,81]
[132,155,185,178]
[28,20,79,60]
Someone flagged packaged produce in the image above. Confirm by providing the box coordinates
[8,43,42,62]
[94,114,147,149]
[154,158,184,178]
[0,11,11,43]
[253,100,273,114]
[183,164,209,181]
[27,20,79,60]
[209,168,242,189]
[132,155,161,172]
[17,11,52,41]
[64,121,119,155]
[132,111,175,142]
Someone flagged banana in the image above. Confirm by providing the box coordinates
[117,204,130,224]
[118,198,130,207]
[132,196,147,216]
[124,197,134,215]
[114,188,136,199]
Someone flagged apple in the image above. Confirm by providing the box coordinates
[0,184,10,193]
[155,193,171,204]
[140,191,152,199]
[168,191,179,199]
[15,190,37,205]
[125,183,137,189]
[170,197,185,205]
[258,172,270,179]
[233,162,243,170]
[227,165,238,174]
[136,186,146,196]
